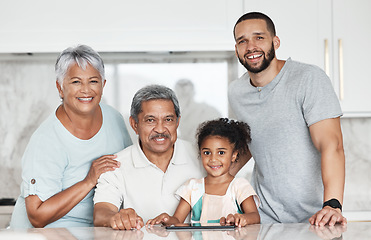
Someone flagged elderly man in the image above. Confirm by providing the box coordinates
[93,85,205,230]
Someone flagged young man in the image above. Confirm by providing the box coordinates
[229,12,346,226]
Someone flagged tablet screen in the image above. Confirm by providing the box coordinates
[165,223,236,231]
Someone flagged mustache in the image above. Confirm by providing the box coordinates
[150,133,170,140]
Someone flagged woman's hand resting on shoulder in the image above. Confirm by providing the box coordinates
[84,154,120,188]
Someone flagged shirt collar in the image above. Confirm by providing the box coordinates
[131,137,188,168]
[246,57,291,97]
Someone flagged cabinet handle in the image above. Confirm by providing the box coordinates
[338,39,344,100]
[324,39,330,76]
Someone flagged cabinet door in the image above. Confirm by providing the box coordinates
[332,0,371,115]
[242,0,330,69]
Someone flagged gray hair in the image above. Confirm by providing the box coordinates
[130,85,181,122]
[55,44,105,84]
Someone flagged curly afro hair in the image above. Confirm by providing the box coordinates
[196,118,251,157]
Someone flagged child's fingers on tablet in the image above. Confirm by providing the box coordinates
[226,213,235,223]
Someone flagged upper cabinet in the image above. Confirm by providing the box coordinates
[0,0,243,53]
[243,0,371,116]
[331,0,371,116]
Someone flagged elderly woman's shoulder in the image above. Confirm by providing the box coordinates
[26,112,64,149]
[100,103,122,117]
[100,104,131,146]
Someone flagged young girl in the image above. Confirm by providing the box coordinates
[147,118,260,227]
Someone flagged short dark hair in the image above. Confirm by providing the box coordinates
[233,12,276,39]
[196,118,251,157]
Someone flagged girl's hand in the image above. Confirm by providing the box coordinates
[146,213,171,227]
[221,213,249,227]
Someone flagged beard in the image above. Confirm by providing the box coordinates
[238,42,276,74]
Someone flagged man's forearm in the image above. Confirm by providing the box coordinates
[322,150,345,204]
[93,203,118,227]
[309,117,345,205]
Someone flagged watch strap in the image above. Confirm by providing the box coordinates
[322,198,342,211]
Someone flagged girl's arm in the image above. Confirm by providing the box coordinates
[147,198,192,226]
[173,198,192,223]
[222,196,260,227]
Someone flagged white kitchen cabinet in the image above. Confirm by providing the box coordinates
[242,0,371,116]
[331,0,371,116]
[0,0,243,53]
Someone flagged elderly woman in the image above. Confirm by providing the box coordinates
[10,45,132,228]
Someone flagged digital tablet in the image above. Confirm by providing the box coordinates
[165,223,236,231]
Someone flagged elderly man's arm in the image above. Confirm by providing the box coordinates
[308,117,347,226]
[93,202,118,227]
[94,203,143,230]
[93,165,144,230]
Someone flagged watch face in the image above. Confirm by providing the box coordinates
[324,199,342,211]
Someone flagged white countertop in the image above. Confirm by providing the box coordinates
[1,222,370,240]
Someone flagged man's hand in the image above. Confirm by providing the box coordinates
[110,208,144,230]
[309,206,347,226]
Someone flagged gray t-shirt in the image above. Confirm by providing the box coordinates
[228,58,342,223]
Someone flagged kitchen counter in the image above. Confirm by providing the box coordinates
[0,222,370,240]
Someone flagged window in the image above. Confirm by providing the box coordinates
[101,51,237,141]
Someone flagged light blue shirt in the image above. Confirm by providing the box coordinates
[10,103,132,228]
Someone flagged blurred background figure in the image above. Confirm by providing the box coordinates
[174,79,221,143]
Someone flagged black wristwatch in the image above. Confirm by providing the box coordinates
[322,198,342,211]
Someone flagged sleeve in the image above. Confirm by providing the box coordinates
[299,65,343,126]
[174,178,196,205]
[233,178,260,208]
[21,132,67,202]
[94,168,125,210]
